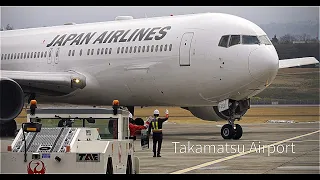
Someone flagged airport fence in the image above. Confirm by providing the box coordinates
[250,99,319,105]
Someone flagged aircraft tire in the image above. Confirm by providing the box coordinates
[232,124,243,140]
[221,124,234,139]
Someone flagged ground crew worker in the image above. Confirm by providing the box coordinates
[129,112,151,138]
[148,109,169,157]
[128,112,151,152]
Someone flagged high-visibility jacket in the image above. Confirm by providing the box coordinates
[148,117,169,134]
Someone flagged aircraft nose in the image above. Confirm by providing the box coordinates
[248,46,279,83]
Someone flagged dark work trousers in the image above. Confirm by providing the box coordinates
[152,133,163,155]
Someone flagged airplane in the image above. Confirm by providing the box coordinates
[0,12,318,139]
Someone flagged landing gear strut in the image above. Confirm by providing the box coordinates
[220,101,244,140]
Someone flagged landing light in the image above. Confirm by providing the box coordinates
[73,78,80,84]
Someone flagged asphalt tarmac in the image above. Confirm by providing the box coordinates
[133,121,320,174]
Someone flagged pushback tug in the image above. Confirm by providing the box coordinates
[1,100,140,174]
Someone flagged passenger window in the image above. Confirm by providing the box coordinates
[38,52,40,58]
[134,46,137,53]
[218,35,229,48]
[80,49,82,56]
[138,46,141,53]
[14,53,16,59]
[97,48,100,55]
[151,45,154,52]
[91,49,94,55]
[40,52,43,58]
[24,52,26,59]
[117,47,120,54]
[34,52,36,58]
[101,48,104,54]
[109,48,112,54]
[142,46,145,52]
[11,54,13,59]
[1,54,3,60]
[87,49,90,55]
[129,47,132,53]
[125,47,128,53]
[155,45,158,52]
[29,52,32,58]
[169,44,172,51]
[164,44,167,51]
[146,45,149,52]
[229,35,240,47]
[48,51,51,58]
[68,50,71,56]
[121,47,124,54]
[160,45,163,52]
[44,51,47,58]
[242,35,260,45]
[4,54,7,60]
[72,50,75,56]
[105,48,108,54]
[17,53,20,59]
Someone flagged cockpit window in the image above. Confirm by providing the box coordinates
[229,35,240,47]
[242,35,260,45]
[218,35,229,48]
[258,35,272,45]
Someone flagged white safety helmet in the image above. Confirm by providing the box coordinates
[129,112,133,119]
[153,109,159,115]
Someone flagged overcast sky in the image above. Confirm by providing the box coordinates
[1,6,319,29]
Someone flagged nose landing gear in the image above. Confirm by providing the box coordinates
[220,101,244,140]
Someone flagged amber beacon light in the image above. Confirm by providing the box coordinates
[112,100,120,115]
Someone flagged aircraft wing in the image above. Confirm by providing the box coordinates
[279,57,319,69]
[0,70,86,96]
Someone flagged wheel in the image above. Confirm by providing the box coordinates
[233,124,243,140]
[221,124,234,139]
[106,157,113,174]
[126,155,132,174]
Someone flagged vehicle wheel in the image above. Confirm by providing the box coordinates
[126,155,132,174]
[106,157,113,174]
[221,124,234,139]
[233,124,243,140]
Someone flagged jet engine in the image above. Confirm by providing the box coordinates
[0,78,25,121]
[182,99,250,140]
[183,104,248,121]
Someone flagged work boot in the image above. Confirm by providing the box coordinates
[153,154,156,157]
[157,154,161,157]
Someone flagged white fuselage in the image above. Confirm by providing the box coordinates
[0,13,279,107]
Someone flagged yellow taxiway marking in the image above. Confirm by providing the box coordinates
[170,130,320,174]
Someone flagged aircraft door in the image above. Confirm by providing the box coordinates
[179,32,194,66]
[54,48,60,64]
[47,48,53,64]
